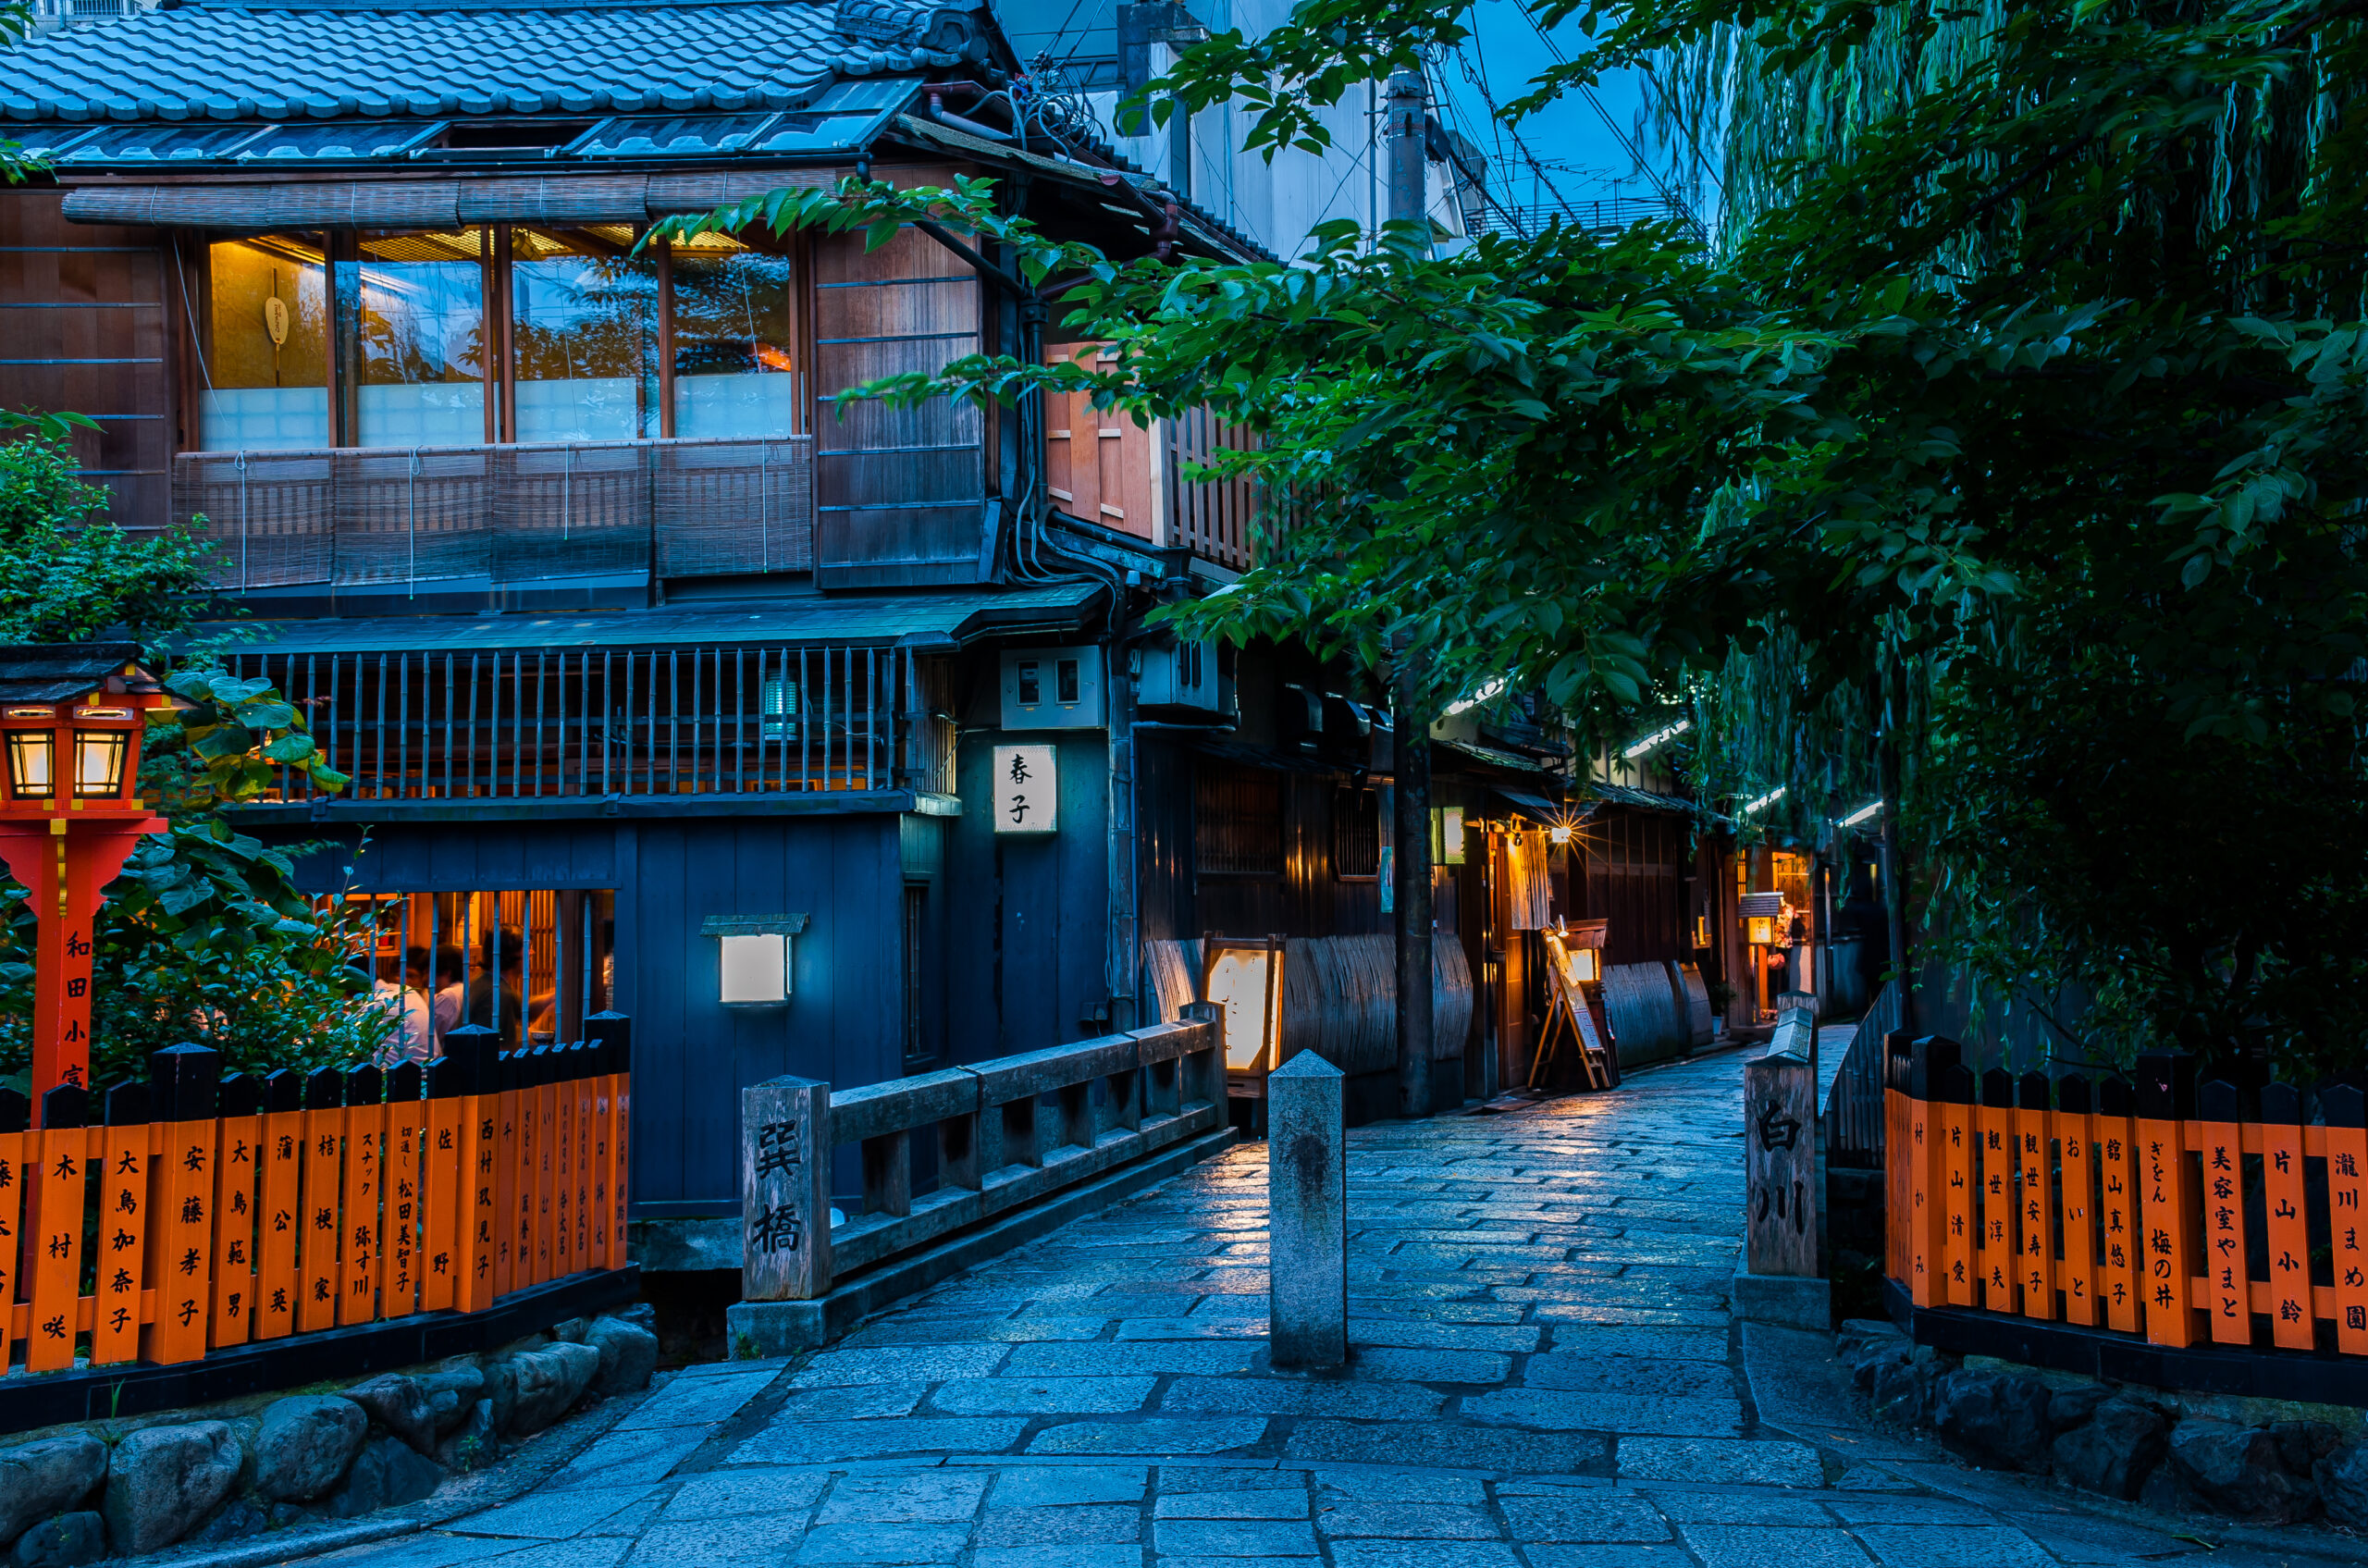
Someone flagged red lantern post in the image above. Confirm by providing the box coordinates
[0,645,172,1111]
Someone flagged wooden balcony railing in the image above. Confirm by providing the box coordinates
[216,644,958,803]
[173,435,815,592]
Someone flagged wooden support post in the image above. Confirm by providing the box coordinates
[2056,1074,2097,1327]
[2016,1071,2055,1321]
[2199,1078,2250,1345]
[92,1080,152,1366]
[1267,1050,1346,1367]
[25,1085,90,1373]
[212,1073,263,1348]
[151,1043,221,1364]
[255,1068,304,1340]
[297,1068,343,1334]
[1746,1034,1819,1279]
[1906,1037,1959,1307]
[2136,1052,2199,1347]
[2325,1081,2368,1354]
[742,1075,832,1302]
[2097,1075,2140,1333]
[2259,1081,2312,1351]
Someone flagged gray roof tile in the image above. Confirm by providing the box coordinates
[1,2,857,122]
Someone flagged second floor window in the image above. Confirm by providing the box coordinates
[194,226,798,453]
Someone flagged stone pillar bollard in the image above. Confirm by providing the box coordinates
[1734,1019,1829,1330]
[742,1075,832,1303]
[1267,1050,1345,1368]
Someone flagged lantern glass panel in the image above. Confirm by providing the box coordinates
[719,932,787,1003]
[1571,948,1600,984]
[6,730,54,796]
[1747,916,1775,946]
[73,730,128,796]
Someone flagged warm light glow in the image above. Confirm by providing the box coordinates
[1443,678,1506,717]
[1839,799,1884,828]
[1742,785,1786,816]
[1570,947,1599,984]
[6,731,55,796]
[1747,916,1776,945]
[73,731,128,797]
[1622,718,1692,759]
[1549,823,1573,845]
[719,933,789,1003]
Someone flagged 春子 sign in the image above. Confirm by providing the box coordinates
[993,744,1057,833]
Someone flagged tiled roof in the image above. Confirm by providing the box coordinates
[0,1,892,122]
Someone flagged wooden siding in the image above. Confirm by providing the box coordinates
[1565,808,1692,967]
[1042,341,1153,539]
[0,190,172,528]
[811,214,985,587]
[318,815,910,1215]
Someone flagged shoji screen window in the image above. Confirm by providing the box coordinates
[509,227,659,442]
[669,233,799,438]
[201,234,329,451]
[355,228,489,448]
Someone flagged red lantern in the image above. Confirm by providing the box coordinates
[0,645,173,1111]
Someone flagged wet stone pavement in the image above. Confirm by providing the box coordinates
[315,1050,2316,1568]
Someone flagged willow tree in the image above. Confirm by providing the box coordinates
[669,0,2368,1078]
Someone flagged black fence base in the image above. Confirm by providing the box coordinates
[1883,1277,2368,1409]
[0,1266,639,1435]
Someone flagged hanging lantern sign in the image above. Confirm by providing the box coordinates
[993,744,1057,833]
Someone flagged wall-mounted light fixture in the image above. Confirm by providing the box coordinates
[1742,785,1786,817]
[1839,799,1883,828]
[702,913,810,1005]
[1622,717,1692,759]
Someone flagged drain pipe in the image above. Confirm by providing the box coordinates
[927,87,1014,142]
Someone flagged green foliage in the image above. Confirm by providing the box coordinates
[0,435,383,1092]
[669,0,2368,1080]
[0,429,216,646]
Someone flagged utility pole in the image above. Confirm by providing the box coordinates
[1387,69,1435,1119]
[1385,69,1430,253]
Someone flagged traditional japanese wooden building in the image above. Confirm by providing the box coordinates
[0,0,1280,1259]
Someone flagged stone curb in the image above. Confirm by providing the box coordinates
[109,1363,663,1568]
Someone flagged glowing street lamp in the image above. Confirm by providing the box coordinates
[0,646,172,1107]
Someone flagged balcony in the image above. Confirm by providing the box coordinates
[173,435,816,602]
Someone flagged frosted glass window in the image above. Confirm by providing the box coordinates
[672,245,798,438]
[357,229,487,449]
[201,235,328,451]
[510,230,658,442]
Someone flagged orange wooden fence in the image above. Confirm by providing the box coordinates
[2,1018,631,1377]
[1886,1039,2368,1354]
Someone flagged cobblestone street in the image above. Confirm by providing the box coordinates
[314,1051,2313,1568]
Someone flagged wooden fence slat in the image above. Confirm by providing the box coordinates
[2199,1080,2251,1346]
[2016,1072,2055,1321]
[2259,1081,2313,1352]
[1978,1069,2018,1314]
[211,1075,263,1348]
[1884,1035,1910,1287]
[382,1063,426,1321]
[338,1066,386,1327]
[533,1048,558,1286]
[149,1043,224,1366]
[255,1070,305,1341]
[2136,1053,2199,1347]
[93,1083,151,1366]
[2326,1083,2368,1354]
[423,1049,471,1314]
[298,1068,344,1334]
[574,1046,595,1270]
[2056,1074,2098,1327]
[609,1025,632,1271]
[1939,1067,1976,1307]
[2097,1076,2140,1333]
[1906,1039,1956,1309]
[495,1051,523,1299]
[26,1089,92,1373]
[0,1091,26,1369]
[552,1048,575,1278]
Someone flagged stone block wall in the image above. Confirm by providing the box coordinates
[0,1310,658,1564]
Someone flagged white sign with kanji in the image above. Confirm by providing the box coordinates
[993,744,1057,833]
